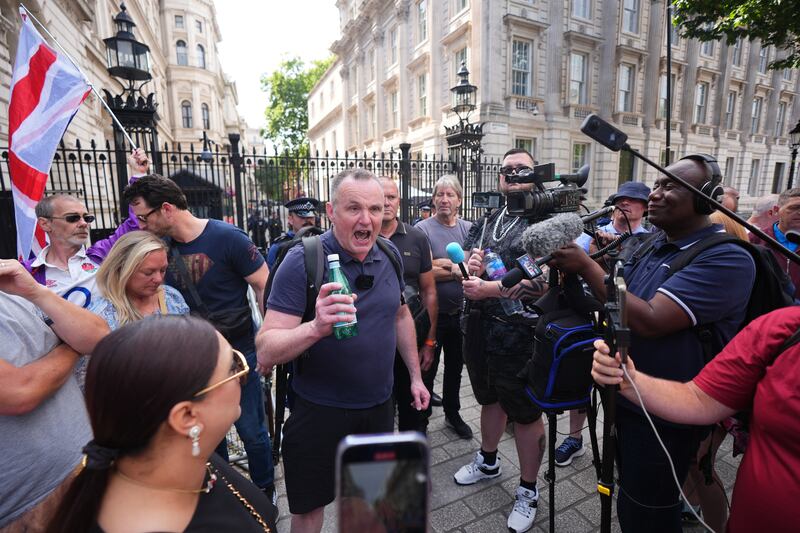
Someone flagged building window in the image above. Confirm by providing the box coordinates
[418,73,427,116]
[694,82,708,124]
[368,48,375,81]
[725,157,735,186]
[783,68,793,82]
[618,150,636,186]
[775,101,787,137]
[511,39,532,96]
[201,103,210,130]
[572,0,590,20]
[181,101,192,128]
[391,90,399,129]
[725,91,737,130]
[659,73,676,119]
[454,47,468,83]
[417,0,427,43]
[669,21,680,47]
[622,0,639,34]
[455,0,468,13]
[570,53,588,105]
[330,80,335,99]
[751,97,763,133]
[367,103,376,138]
[772,162,787,193]
[732,38,742,66]
[195,20,203,33]
[196,44,206,69]
[701,39,714,57]
[515,138,535,159]
[174,15,184,28]
[176,40,188,66]
[748,159,761,196]
[758,47,769,73]
[617,63,634,112]
[390,27,398,65]
[572,143,589,173]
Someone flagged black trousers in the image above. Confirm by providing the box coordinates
[424,313,463,418]
[393,352,435,432]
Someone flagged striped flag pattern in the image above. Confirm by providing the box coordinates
[9,7,90,260]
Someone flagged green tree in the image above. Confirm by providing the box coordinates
[673,0,800,70]
[261,56,334,155]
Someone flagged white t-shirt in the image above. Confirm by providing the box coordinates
[30,246,101,309]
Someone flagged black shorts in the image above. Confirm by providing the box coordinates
[281,394,394,515]
[465,348,542,425]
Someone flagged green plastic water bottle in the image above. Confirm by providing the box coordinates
[327,254,358,339]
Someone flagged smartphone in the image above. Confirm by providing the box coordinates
[336,432,429,533]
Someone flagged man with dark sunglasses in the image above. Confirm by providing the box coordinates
[22,150,149,309]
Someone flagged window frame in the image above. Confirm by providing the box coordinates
[418,73,427,117]
[570,52,588,105]
[694,82,708,124]
[176,40,188,66]
[196,44,206,69]
[725,91,737,130]
[572,142,590,173]
[751,97,763,134]
[617,63,635,113]
[174,15,184,29]
[201,103,210,130]
[181,101,193,129]
[417,0,428,44]
[622,0,640,34]
[511,39,533,97]
[572,0,591,20]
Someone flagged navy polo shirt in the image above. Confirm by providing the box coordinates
[266,230,405,409]
[621,224,755,414]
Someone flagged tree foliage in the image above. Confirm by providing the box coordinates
[673,0,800,70]
[261,56,334,155]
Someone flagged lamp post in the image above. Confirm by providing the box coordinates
[102,3,160,218]
[788,119,800,189]
[444,61,484,189]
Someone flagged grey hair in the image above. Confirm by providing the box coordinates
[432,174,463,200]
[778,188,800,207]
[751,194,779,217]
[35,194,83,218]
[329,169,382,205]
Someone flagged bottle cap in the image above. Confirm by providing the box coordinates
[327,254,340,262]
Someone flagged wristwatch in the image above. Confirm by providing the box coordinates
[424,339,437,348]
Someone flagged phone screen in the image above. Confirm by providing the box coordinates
[339,443,428,533]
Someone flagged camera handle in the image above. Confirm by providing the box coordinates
[597,261,630,533]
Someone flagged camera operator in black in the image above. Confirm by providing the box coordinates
[453,148,549,533]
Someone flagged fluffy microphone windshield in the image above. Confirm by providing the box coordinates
[521,213,585,258]
[445,242,466,263]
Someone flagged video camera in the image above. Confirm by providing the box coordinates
[504,163,590,220]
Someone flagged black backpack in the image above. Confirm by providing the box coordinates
[520,271,603,410]
[632,231,794,362]
[264,232,403,459]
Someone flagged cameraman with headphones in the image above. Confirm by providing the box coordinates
[549,155,756,532]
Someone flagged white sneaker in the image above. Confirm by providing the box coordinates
[507,485,538,532]
[453,451,502,485]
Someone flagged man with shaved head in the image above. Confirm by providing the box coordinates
[550,156,756,532]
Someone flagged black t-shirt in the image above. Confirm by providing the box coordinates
[463,208,537,355]
[387,221,433,291]
[89,454,277,532]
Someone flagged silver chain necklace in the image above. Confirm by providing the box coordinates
[492,207,521,241]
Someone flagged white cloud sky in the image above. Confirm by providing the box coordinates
[215,0,340,132]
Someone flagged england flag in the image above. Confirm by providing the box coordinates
[9,7,90,260]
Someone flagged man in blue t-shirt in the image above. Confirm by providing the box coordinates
[258,169,430,533]
[122,175,275,499]
[550,156,756,532]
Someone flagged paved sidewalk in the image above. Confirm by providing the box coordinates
[270,368,740,532]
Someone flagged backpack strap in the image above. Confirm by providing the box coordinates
[302,235,325,321]
[777,324,800,356]
[375,235,404,299]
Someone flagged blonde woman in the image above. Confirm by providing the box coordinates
[90,231,189,330]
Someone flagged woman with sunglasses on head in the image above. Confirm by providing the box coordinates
[46,315,277,533]
[89,231,189,331]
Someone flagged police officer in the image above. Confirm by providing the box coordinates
[266,197,319,269]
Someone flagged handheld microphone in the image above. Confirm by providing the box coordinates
[445,242,469,280]
[501,212,586,287]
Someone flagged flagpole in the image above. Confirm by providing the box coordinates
[19,4,138,150]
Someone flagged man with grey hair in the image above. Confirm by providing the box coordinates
[416,174,474,439]
[22,149,148,308]
[747,194,780,231]
[257,168,429,533]
[750,188,800,298]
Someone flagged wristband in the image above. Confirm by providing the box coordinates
[424,339,437,348]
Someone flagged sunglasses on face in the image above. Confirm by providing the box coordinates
[499,165,533,176]
[49,214,95,224]
[135,206,162,223]
[193,349,249,397]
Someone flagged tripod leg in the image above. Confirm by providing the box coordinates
[548,412,557,533]
[586,396,601,480]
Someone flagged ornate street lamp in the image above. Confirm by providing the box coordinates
[103,3,151,87]
[788,119,800,189]
[445,61,484,188]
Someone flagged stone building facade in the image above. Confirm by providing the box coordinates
[309,0,800,207]
[0,0,247,151]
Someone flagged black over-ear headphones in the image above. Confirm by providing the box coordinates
[678,153,724,215]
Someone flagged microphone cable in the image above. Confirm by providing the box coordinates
[589,232,632,261]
